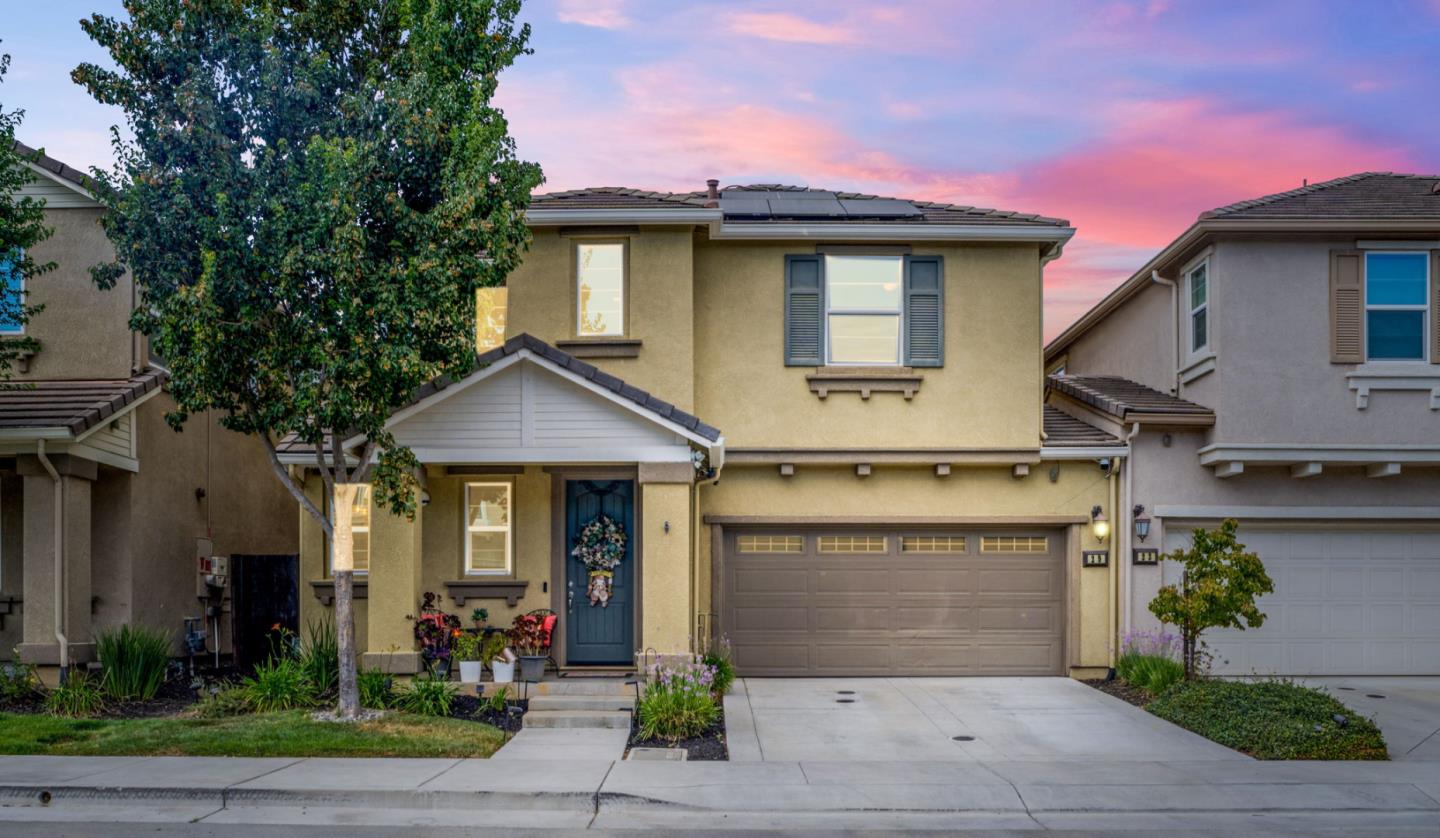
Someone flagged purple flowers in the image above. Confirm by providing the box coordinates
[645,654,717,696]
[1120,629,1182,661]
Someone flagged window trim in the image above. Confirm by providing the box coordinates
[1184,257,1209,359]
[464,481,514,576]
[823,253,905,366]
[1363,250,1430,363]
[0,249,25,336]
[573,239,628,339]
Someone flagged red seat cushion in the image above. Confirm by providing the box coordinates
[540,615,557,648]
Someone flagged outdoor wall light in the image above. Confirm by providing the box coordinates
[1091,505,1110,542]
[1133,504,1151,542]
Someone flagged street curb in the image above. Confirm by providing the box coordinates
[0,784,598,813]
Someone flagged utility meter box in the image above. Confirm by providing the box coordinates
[199,555,229,589]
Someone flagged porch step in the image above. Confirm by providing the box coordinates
[529,679,636,697]
[523,709,632,730]
[528,694,636,713]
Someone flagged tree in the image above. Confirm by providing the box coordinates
[0,45,53,375]
[74,0,542,717]
[1149,519,1274,678]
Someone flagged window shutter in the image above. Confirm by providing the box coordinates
[784,255,823,366]
[904,255,944,367]
[1329,250,1363,364]
[1432,251,1440,365]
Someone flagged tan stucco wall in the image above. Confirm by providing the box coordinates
[694,241,1044,449]
[640,481,692,655]
[19,208,136,381]
[504,228,697,411]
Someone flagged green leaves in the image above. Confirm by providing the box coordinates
[0,46,55,381]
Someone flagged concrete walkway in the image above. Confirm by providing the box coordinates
[493,728,631,761]
[725,677,1239,762]
[0,754,1436,832]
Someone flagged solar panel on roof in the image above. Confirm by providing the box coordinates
[838,199,923,218]
[768,197,846,217]
[718,196,773,217]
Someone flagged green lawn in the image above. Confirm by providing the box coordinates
[1147,679,1388,760]
[0,710,507,758]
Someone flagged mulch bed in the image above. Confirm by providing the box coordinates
[447,693,527,733]
[1083,677,1151,709]
[98,678,201,719]
[626,704,728,761]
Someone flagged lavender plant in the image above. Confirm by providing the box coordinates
[638,654,720,741]
[1115,629,1186,695]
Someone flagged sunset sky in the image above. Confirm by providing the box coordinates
[5,1,1440,339]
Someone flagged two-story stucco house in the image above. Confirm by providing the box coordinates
[0,143,298,671]
[293,182,1133,679]
[1046,173,1440,677]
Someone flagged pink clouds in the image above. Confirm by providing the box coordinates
[555,0,631,29]
[724,11,858,45]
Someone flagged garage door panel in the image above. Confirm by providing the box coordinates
[724,527,1065,676]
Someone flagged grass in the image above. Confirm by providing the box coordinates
[1147,679,1388,760]
[0,710,506,758]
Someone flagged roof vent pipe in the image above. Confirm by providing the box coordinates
[705,179,720,207]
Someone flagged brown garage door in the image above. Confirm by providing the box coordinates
[721,528,1065,676]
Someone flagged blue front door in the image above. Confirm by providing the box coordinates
[565,479,635,665]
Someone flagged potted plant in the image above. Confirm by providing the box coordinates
[407,592,462,679]
[470,607,489,629]
[481,632,512,682]
[453,631,483,683]
[508,614,550,682]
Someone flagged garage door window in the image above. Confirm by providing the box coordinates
[736,534,804,554]
[981,536,1049,554]
[901,535,967,553]
[818,535,887,553]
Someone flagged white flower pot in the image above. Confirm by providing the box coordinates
[459,660,482,683]
[490,659,515,683]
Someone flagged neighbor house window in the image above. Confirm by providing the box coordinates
[476,287,507,351]
[826,254,902,364]
[1365,252,1429,361]
[465,482,512,574]
[576,242,625,336]
[0,251,24,335]
[1186,260,1208,355]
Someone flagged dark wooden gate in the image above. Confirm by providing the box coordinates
[229,554,300,672]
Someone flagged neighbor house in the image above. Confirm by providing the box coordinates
[0,143,298,671]
[1046,173,1440,676]
[292,182,1133,679]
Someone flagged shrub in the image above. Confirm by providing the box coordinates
[96,624,171,701]
[45,673,105,718]
[638,655,719,741]
[395,675,457,717]
[357,668,393,710]
[481,684,510,714]
[242,657,317,712]
[0,658,41,702]
[1115,630,1185,696]
[702,635,736,697]
[299,620,339,698]
[196,685,252,719]
[1148,679,1388,760]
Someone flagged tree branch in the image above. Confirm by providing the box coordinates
[350,439,379,484]
[262,434,332,537]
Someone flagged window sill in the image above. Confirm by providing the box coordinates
[807,366,924,400]
[555,338,642,359]
[445,578,530,607]
[1178,354,1216,385]
[1346,364,1440,410]
[310,578,368,605]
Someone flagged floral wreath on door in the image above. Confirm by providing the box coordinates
[572,514,626,607]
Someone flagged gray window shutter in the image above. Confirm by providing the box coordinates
[784,255,823,366]
[1432,251,1440,365]
[1329,250,1362,364]
[904,255,944,367]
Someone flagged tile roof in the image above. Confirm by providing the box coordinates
[11,140,98,194]
[529,184,1069,227]
[1201,172,1440,220]
[1042,406,1120,447]
[1047,374,1213,422]
[0,369,167,435]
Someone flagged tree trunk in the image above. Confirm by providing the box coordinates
[331,483,361,718]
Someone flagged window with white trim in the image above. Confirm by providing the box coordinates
[826,255,902,364]
[465,482,512,574]
[1186,260,1208,355]
[0,250,24,335]
[1364,252,1429,361]
[576,242,625,337]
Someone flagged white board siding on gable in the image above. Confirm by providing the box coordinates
[83,414,134,459]
[18,167,100,209]
[388,359,689,463]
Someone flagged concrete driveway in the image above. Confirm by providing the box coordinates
[1306,677,1440,761]
[725,677,1243,763]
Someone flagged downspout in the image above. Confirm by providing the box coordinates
[1107,463,1119,670]
[1120,422,1141,643]
[1151,271,1180,395]
[36,440,67,681]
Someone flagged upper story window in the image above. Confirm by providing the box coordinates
[1186,260,1208,355]
[1364,252,1429,361]
[476,287,507,351]
[465,482,512,575]
[576,242,625,337]
[826,255,903,364]
[0,251,24,335]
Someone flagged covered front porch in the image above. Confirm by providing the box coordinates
[291,335,723,674]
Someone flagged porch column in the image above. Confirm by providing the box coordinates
[365,500,424,674]
[16,453,98,667]
[638,464,693,655]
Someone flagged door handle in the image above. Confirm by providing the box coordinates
[567,588,574,610]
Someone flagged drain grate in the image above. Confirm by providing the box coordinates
[837,690,855,695]
[952,735,975,742]
[836,698,855,704]
[1366,694,1387,699]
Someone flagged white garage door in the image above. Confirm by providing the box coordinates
[1162,527,1440,676]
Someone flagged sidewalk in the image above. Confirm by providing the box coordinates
[0,754,1436,831]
